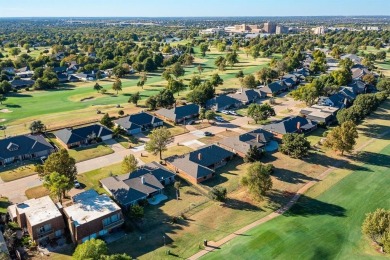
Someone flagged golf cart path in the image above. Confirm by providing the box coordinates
[188,130,390,260]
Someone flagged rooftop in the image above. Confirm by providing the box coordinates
[64,190,121,226]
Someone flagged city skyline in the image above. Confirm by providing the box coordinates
[0,0,389,17]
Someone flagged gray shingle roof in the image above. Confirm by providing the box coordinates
[55,124,112,145]
[0,134,53,160]
[156,104,200,121]
[261,81,287,94]
[114,112,162,130]
[227,88,265,103]
[206,95,241,110]
[262,116,316,135]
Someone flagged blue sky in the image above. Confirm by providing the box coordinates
[0,0,389,17]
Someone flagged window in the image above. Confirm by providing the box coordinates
[111,214,119,223]
[99,230,108,236]
[55,230,62,237]
[102,217,111,226]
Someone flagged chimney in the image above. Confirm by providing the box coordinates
[198,153,202,161]
[257,134,260,143]
[297,121,301,130]
[141,176,145,184]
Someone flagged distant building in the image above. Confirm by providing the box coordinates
[276,25,289,34]
[362,26,380,31]
[313,26,326,35]
[263,22,277,34]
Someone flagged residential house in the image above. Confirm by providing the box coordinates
[7,196,66,245]
[348,79,367,94]
[55,124,113,149]
[74,73,95,81]
[351,67,370,80]
[57,73,69,83]
[318,93,347,109]
[282,74,300,86]
[294,68,310,77]
[206,94,242,111]
[166,144,235,183]
[227,88,265,105]
[155,104,200,124]
[52,52,65,61]
[339,87,357,103]
[262,116,317,139]
[260,81,288,97]
[0,134,54,166]
[114,112,163,135]
[341,54,362,64]
[100,162,175,208]
[63,190,124,244]
[220,128,273,157]
[67,62,83,74]
[10,79,35,89]
[67,75,80,82]
[300,105,339,125]
[53,67,67,74]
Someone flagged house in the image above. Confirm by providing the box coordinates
[52,52,65,61]
[351,67,370,80]
[227,88,265,105]
[339,87,357,103]
[262,116,317,139]
[318,93,347,109]
[341,54,362,64]
[282,74,300,86]
[260,81,288,97]
[55,124,113,149]
[0,231,10,258]
[100,162,175,208]
[9,79,35,89]
[67,74,80,82]
[155,104,200,124]
[300,105,339,125]
[53,67,67,74]
[294,68,310,77]
[67,62,83,74]
[74,73,95,81]
[220,128,273,157]
[57,73,69,83]
[206,94,242,111]
[63,190,124,244]
[166,144,235,183]
[7,196,66,245]
[114,112,163,135]
[348,80,367,94]
[0,134,54,166]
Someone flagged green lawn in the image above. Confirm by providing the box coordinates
[0,162,37,182]
[203,143,390,260]
[67,143,114,162]
[25,185,50,199]
[0,197,11,214]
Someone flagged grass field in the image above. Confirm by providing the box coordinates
[203,140,390,260]
[0,48,271,138]
[25,185,49,199]
[0,197,11,214]
[67,143,114,162]
[0,162,37,182]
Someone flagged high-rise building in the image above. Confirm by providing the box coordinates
[263,22,277,34]
[313,26,326,35]
[276,25,289,34]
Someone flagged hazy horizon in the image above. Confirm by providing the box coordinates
[0,0,389,17]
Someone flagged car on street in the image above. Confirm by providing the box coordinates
[74,180,81,189]
[203,131,213,136]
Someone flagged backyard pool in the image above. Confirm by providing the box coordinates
[265,140,279,152]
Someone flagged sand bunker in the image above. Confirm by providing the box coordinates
[0,109,12,113]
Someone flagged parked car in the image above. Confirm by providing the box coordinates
[221,110,229,114]
[214,116,224,122]
[203,131,213,136]
[228,111,238,116]
[74,180,81,189]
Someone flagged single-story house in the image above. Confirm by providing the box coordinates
[63,190,124,244]
[227,88,265,105]
[348,80,367,94]
[155,104,200,124]
[10,79,35,89]
[8,196,66,245]
[55,124,113,149]
[67,75,80,82]
[0,134,54,166]
[341,54,362,64]
[100,161,175,208]
[220,128,273,157]
[262,116,317,139]
[339,87,357,102]
[114,112,163,135]
[282,74,300,85]
[166,144,235,183]
[74,73,95,81]
[300,105,339,125]
[53,67,67,74]
[57,73,69,83]
[52,52,65,61]
[16,70,34,79]
[351,67,371,80]
[260,81,288,97]
[206,94,242,111]
[318,93,347,109]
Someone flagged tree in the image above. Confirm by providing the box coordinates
[146,96,157,110]
[128,92,141,106]
[113,66,127,78]
[324,121,358,155]
[29,120,45,134]
[290,79,322,106]
[189,75,202,90]
[209,73,223,88]
[44,149,77,187]
[197,64,204,74]
[167,79,186,96]
[9,47,21,57]
[34,164,44,176]
[129,204,144,219]
[362,208,390,251]
[186,81,215,106]
[241,162,273,199]
[171,62,185,79]
[199,43,209,57]
[94,83,103,92]
[121,154,138,174]
[279,133,311,159]
[247,103,275,124]
[244,145,263,163]
[214,56,226,71]
[226,51,239,67]
[376,78,390,93]
[73,239,108,260]
[145,127,173,160]
[339,58,354,71]
[100,113,113,128]
[376,51,387,61]
[112,78,122,94]
[156,89,175,108]
[43,172,70,203]
[241,74,257,89]
[209,186,227,202]
[205,110,216,123]
[235,70,244,79]
[0,94,6,105]
[362,73,376,85]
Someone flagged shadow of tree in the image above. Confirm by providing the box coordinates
[221,198,262,212]
[272,168,319,184]
[347,151,390,168]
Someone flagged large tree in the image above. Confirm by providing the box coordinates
[199,43,209,57]
[209,186,227,202]
[376,78,390,93]
[167,79,186,96]
[73,239,108,260]
[128,92,141,106]
[188,75,202,90]
[145,127,173,160]
[279,133,311,159]
[43,171,71,203]
[0,94,7,105]
[100,113,113,128]
[241,74,257,89]
[43,149,77,182]
[121,154,138,174]
[324,121,358,155]
[29,120,45,134]
[362,208,390,252]
[247,103,275,124]
[241,162,273,200]
[209,73,224,88]
[244,145,263,163]
[112,78,122,94]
